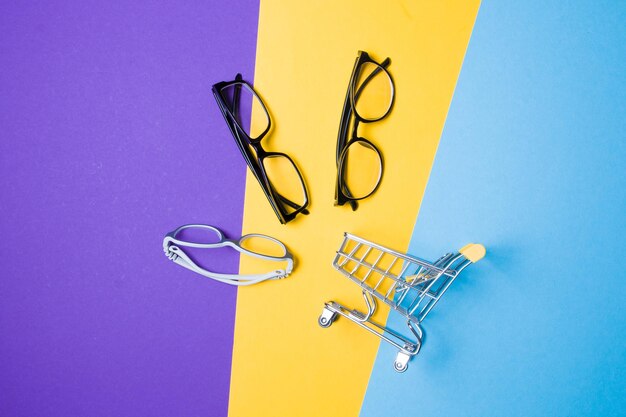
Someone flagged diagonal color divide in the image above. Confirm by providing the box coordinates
[228,1,480,416]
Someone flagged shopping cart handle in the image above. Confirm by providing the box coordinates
[459,243,486,263]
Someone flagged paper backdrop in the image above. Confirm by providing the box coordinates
[2,1,624,417]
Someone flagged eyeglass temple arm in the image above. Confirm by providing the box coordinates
[166,244,291,286]
[224,74,248,149]
[231,73,243,113]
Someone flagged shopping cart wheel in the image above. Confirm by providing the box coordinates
[318,308,338,328]
[393,361,408,373]
[393,352,411,373]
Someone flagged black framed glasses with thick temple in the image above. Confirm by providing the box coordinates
[212,74,309,224]
[335,51,395,210]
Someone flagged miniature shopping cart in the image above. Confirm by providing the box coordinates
[319,232,485,373]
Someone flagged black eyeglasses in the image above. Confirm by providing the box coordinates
[212,74,309,224]
[335,51,395,210]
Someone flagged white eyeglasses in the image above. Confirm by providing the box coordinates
[163,224,293,286]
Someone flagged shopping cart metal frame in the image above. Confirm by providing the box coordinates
[319,232,485,373]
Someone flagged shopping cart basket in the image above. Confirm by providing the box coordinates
[319,232,485,373]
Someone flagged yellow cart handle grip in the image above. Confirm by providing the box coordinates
[459,243,486,263]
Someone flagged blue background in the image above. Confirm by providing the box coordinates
[361,1,625,416]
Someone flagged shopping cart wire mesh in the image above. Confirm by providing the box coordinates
[319,232,485,373]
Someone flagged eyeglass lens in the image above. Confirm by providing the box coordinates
[175,226,223,245]
[339,140,382,199]
[220,83,270,140]
[262,154,308,215]
[351,62,393,121]
[239,234,288,258]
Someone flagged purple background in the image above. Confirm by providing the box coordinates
[0,2,258,416]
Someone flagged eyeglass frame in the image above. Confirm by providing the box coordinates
[335,51,395,210]
[163,224,293,286]
[212,74,309,224]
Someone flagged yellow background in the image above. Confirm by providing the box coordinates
[229,1,480,416]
